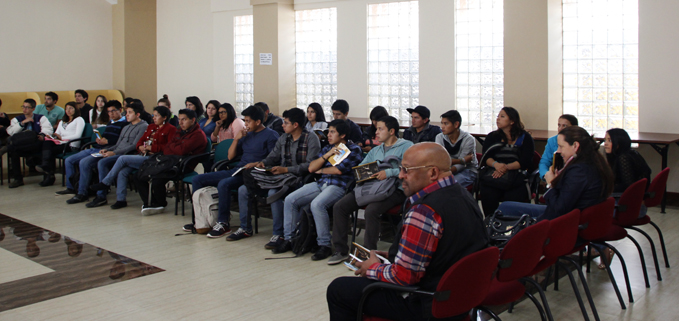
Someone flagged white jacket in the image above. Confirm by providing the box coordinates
[55,117,86,148]
[7,114,54,136]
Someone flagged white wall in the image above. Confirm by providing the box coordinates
[0,0,113,92]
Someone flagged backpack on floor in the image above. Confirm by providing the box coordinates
[290,205,318,256]
[192,186,220,234]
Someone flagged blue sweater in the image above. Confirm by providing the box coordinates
[236,128,279,166]
[199,118,217,138]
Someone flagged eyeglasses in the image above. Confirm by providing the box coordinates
[218,111,228,115]
[107,110,119,114]
[398,165,435,174]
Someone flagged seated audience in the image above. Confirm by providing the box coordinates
[89,95,110,129]
[6,99,54,188]
[326,143,488,321]
[479,107,535,216]
[34,92,64,130]
[498,126,614,220]
[89,106,177,209]
[131,99,153,125]
[185,96,205,122]
[75,89,93,123]
[329,116,412,265]
[273,119,363,260]
[36,102,85,186]
[190,105,279,238]
[330,99,363,145]
[230,108,321,246]
[157,94,179,127]
[403,105,441,144]
[55,101,128,195]
[211,103,246,143]
[256,102,284,135]
[135,109,207,215]
[604,128,652,217]
[305,102,328,132]
[435,110,478,188]
[199,100,220,138]
[361,106,388,153]
[539,114,578,179]
[67,103,148,208]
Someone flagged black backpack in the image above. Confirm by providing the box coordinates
[290,205,318,256]
[136,154,184,181]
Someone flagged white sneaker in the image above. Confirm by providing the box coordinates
[141,206,165,216]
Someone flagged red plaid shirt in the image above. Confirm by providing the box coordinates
[366,175,457,285]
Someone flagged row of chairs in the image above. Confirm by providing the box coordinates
[358,168,671,321]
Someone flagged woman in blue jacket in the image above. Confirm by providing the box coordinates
[497,126,614,221]
[538,114,578,179]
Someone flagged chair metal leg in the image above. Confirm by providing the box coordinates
[561,256,600,321]
[523,277,554,321]
[181,182,186,216]
[174,181,180,216]
[524,290,548,321]
[556,261,590,321]
[648,221,670,268]
[476,307,502,321]
[148,178,153,209]
[351,210,358,245]
[628,227,662,281]
[592,243,628,308]
[625,234,651,287]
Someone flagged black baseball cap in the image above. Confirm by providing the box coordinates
[406,105,430,119]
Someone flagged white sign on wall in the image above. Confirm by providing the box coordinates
[259,53,272,65]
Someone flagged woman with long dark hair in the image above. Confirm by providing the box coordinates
[305,102,328,132]
[185,96,205,122]
[362,106,389,152]
[479,107,535,216]
[497,126,614,220]
[37,101,85,186]
[211,103,246,143]
[90,95,109,128]
[199,100,220,138]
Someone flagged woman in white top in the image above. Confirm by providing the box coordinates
[89,95,109,129]
[305,102,328,132]
[37,102,85,186]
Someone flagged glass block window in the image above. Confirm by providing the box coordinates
[234,15,254,113]
[295,8,338,120]
[368,1,419,126]
[455,0,504,127]
[562,0,638,135]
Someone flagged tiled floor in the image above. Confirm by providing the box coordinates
[1,173,678,320]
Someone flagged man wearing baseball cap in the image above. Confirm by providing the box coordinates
[403,105,441,143]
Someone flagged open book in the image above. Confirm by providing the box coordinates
[328,143,351,166]
[344,242,391,271]
[44,135,68,145]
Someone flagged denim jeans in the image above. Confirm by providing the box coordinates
[95,155,121,198]
[497,201,547,218]
[102,155,148,201]
[191,168,244,225]
[65,148,96,190]
[238,185,284,235]
[283,182,346,247]
[453,169,477,188]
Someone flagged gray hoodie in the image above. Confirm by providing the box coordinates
[109,120,148,155]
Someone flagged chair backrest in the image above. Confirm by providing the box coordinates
[578,197,615,241]
[645,168,670,208]
[432,247,500,318]
[213,139,233,163]
[615,178,648,226]
[204,137,213,154]
[543,209,580,259]
[529,151,541,172]
[81,123,93,140]
[496,220,550,282]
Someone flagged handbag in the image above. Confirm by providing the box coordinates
[485,210,536,248]
[9,130,38,148]
[479,167,527,191]
[242,168,303,204]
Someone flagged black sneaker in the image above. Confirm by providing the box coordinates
[226,228,253,241]
[272,240,292,254]
[110,201,127,209]
[67,194,88,204]
[8,179,24,188]
[311,246,332,261]
[89,182,109,191]
[56,188,76,195]
[207,222,232,238]
[86,197,108,208]
[264,235,284,249]
[182,224,194,232]
[39,175,55,187]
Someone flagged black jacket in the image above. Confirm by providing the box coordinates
[403,123,442,143]
[540,163,606,221]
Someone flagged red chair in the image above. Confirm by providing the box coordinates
[360,247,500,321]
[475,220,551,321]
[528,210,599,321]
[627,168,670,271]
